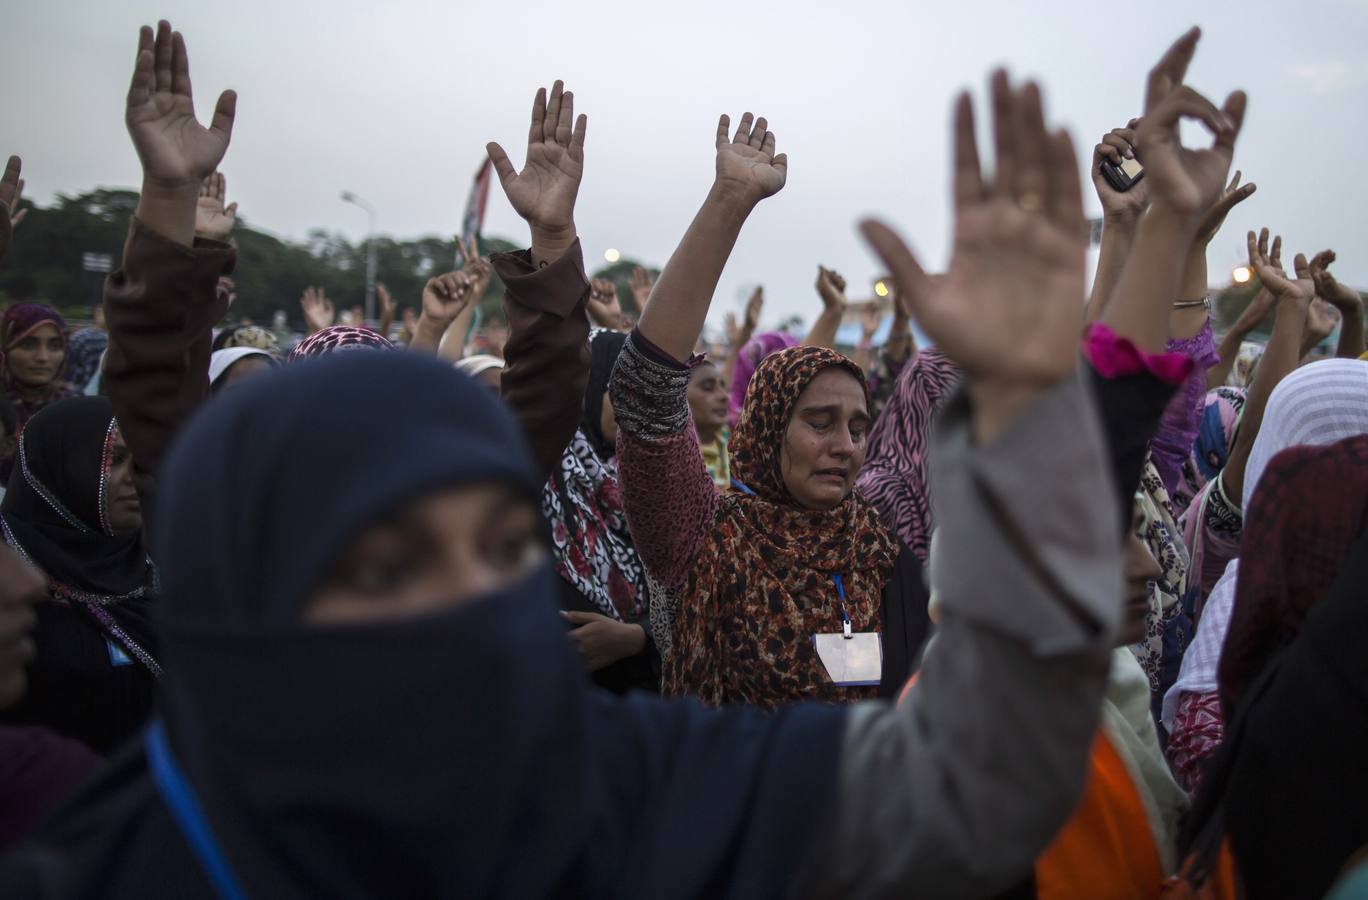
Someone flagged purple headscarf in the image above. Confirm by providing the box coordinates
[728,331,799,428]
[2,304,68,355]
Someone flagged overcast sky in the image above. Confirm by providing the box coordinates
[4,0,1366,329]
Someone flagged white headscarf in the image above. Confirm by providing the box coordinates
[455,354,505,378]
[1163,359,1368,727]
[209,347,276,389]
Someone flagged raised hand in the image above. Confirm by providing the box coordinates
[1193,170,1256,247]
[629,267,655,310]
[1248,228,1313,308]
[744,286,764,331]
[1304,297,1340,349]
[714,113,788,206]
[487,81,585,266]
[1308,250,1363,313]
[1133,28,1245,220]
[300,286,335,334]
[863,72,1086,438]
[0,156,23,262]
[194,171,238,241]
[587,278,624,329]
[126,21,235,190]
[456,234,493,299]
[1091,119,1150,224]
[815,266,848,311]
[1309,249,1366,357]
[421,271,475,325]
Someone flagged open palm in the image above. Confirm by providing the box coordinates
[195,172,237,241]
[487,81,585,231]
[863,76,1085,387]
[715,114,787,204]
[125,22,235,188]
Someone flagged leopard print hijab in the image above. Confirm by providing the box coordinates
[665,346,899,708]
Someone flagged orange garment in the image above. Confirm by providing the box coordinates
[1036,732,1238,899]
[897,675,1238,899]
[1036,732,1164,898]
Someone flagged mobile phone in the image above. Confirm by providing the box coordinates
[1100,156,1145,192]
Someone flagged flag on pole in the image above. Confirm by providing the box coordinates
[458,158,493,266]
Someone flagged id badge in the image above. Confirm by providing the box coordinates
[106,640,134,667]
[812,632,882,687]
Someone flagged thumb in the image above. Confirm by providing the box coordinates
[487,142,517,187]
[210,89,237,144]
[860,219,930,315]
[225,202,238,216]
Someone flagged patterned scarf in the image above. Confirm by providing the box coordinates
[1131,457,1193,723]
[543,329,648,623]
[287,326,394,362]
[855,347,962,564]
[65,328,109,390]
[543,428,647,622]
[1220,434,1368,713]
[727,330,797,428]
[1174,386,1245,515]
[667,346,899,708]
[215,324,281,353]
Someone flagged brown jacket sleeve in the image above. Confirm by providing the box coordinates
[103,218,235,538]
[491,240,591,477]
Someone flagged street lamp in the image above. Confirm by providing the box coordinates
[340,190,377,323]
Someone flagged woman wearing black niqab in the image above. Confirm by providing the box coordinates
[0,346,1128,899]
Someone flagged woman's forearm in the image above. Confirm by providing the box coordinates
[637,187,754,362]
[805,307,843,351]
[1085,219,1139,322]
[1102,208,1200,353]
[1223,300,1305,504]
[1336,300,1365,359]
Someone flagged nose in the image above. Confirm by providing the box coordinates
[829,426,856,459]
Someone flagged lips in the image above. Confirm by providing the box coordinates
[814,468,848,482]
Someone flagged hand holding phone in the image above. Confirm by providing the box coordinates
[1100,156,1145,192]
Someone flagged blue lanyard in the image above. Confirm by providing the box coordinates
[831,573,852,638]
[732,480,852,638]
[146,720,250,900]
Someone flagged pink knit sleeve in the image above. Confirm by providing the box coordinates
[610,334,720,588]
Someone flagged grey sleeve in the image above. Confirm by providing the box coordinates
[798,368,1122,900]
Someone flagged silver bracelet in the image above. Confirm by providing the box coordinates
[1173,297,1212,311]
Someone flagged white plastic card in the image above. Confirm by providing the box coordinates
[812,632,882,687]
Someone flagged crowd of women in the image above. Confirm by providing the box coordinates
[0,17,1364,900]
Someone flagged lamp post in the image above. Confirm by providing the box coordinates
[340,190,377,323]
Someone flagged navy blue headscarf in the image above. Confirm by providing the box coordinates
[0,351,848,899]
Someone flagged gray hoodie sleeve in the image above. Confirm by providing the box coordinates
[798,367,1122,900]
